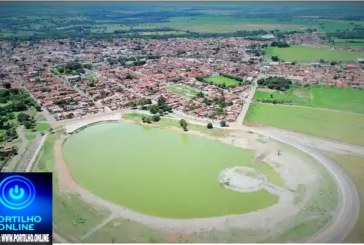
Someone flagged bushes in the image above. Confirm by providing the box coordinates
[207,122,213,129]
[141,114,160,124]
[220,120,228,127]
[271,41,290,48]
[257,99,292,104]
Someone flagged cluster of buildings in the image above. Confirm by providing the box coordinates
[0,38,260,122]
[263,61,364,89]
[0,36,363,122]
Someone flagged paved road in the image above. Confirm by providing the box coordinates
[11,74,359,242]
[250,127,360,243]
[4,126,27,171]
[234,76,258,127]
[15,134,42,172]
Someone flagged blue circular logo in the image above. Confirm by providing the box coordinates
[0,175,36,210]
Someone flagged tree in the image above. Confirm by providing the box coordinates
[152,114,160,122]
[196,91,204,98]
[271,56,280,62]
[149,104,159,114]
[179,119,188,131]
[3,83,11,89]
[207,122,213,129]
[17,113,31,123]
[157,96,166,106]
[220,120,227,127]
[35,105,42,112]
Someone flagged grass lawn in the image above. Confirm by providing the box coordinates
[25,134,36,141]
[328,153,364,243]
[332,39,364,47]
[265,45,364,62]
[167,84,199,98]
[205,75,240,87]
[123,112,228,138]
[245,103,364,146]
[34,122,50,132]
[254,86,364,114]
[254,87,311,106]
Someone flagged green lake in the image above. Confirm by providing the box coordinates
[63,122,278,218]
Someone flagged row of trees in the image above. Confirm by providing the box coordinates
[141,114,160,124]
[271,41,290,48]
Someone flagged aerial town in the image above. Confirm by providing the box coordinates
[1,36,363,122]
[1,2,364,244]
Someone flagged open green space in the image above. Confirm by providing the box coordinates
[254,86,364,114]
[245,103,364,146]
[205,75,240,87]
[123,112,228,138]
[25,134,36,141]
[332,39,364,47]
[34,122,50,132]
[157,17,306,33]
[167,84,199,98]
[63,122,279,218]
[265,45,364,62]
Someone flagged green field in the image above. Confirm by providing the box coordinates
[205,75,240,87]
[63,122,280,218]
[25,134,36,141]
[329,153,364,243]
[167,84,199,98]
[34,122,50,132]
[265,45,364,62]
[245,103,364,146]
[157,17,306,33]
[333,39,364,47]
[254,86,364,114]
[123,112,228,138]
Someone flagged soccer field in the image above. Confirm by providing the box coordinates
[265,45,364,62]
[167,84,199,98]
[205,75,240,87]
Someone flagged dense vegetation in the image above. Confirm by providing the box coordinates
[257,76,293,91]
[0,87,40,168]
[56,61,86,75]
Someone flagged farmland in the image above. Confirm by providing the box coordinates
[1,3,364,40]
[265,45,364,62]
[254,86,364,114]
[245,103,364,146]
[332,39,364,47]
